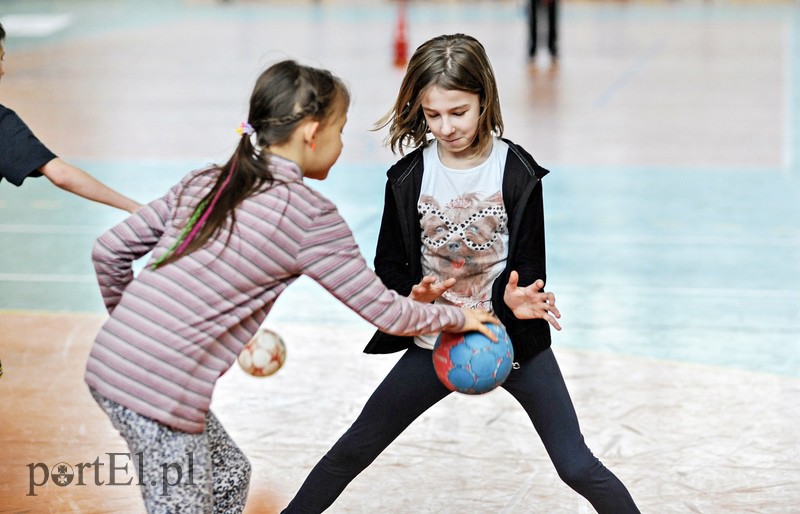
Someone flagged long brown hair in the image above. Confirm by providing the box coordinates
[154,60,349,268]
[376,33,503,156]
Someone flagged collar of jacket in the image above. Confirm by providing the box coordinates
[385,138,550,262]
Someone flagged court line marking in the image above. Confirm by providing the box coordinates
[0,273,95,283]
[1,271,797,303]
[0,224,103,235]
[552,283,800,300]
[593,36,668,109]
[786,10,800,171]
[0,14,72,37]
[556,234,800,247]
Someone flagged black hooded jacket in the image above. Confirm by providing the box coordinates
[363,138,553,363]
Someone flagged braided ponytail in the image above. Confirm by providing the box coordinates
[153,60,349,268]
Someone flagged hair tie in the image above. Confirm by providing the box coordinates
[249,132,263,158]
[236,121,255,136]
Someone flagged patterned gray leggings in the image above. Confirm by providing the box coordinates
[91,389,251,514]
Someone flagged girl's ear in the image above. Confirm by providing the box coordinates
[302,120,320,145]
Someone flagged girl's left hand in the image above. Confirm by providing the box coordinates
[503,271,562,330]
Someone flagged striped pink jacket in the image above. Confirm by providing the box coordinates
[85,156,465,433]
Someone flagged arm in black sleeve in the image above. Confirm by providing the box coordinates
[494,177,548,328]
[512,180,547,290]
[374,179,415,296]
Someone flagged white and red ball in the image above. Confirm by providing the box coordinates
[237,328,287,377]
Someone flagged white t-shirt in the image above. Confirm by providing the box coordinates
[415,138,510,349]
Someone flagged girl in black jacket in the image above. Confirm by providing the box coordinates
[284,34,639,514]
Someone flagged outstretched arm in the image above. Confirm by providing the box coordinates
[412,276,498,340]
[503,270,561,330]
[40,158,142,213]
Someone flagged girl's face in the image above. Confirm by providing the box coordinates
[421,85,482,164]
[0,43,5,83]
[304,105,347,181]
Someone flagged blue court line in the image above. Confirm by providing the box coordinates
[787,8,800,171]
[0,272,94,283]
[593,35,667,110]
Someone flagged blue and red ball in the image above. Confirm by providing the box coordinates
[433,323,514,395]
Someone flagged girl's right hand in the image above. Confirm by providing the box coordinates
[409,275,456,303]
[454,308,500,341]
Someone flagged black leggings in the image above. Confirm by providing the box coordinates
[283,346,639,513]
[529,0,558,57]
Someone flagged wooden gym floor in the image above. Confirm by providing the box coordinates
[1,1,799,512]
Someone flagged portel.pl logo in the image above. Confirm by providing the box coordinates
[27,452,195,497]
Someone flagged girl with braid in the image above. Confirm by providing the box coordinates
[283,35,639,513]
[84,60,498,514]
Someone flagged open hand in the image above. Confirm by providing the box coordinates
[410,275,456,303]
[503,271,562,330]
